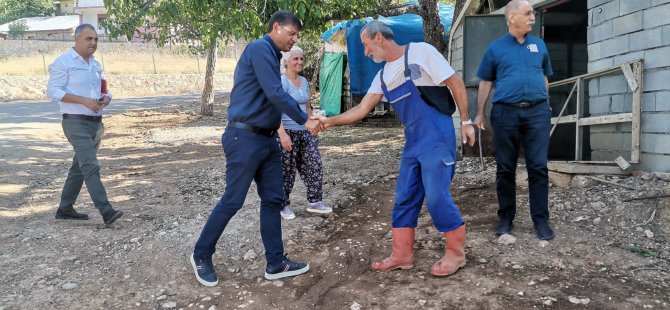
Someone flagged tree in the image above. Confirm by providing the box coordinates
[103,0,401,116]
[0,0,54,25]
[8,19,27,39]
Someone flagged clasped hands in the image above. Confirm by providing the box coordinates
[303,115,331,136]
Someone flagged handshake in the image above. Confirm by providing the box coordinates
[304,114,331,136]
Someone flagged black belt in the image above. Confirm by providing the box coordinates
[62,113,102,122]
[498,100,547,108]
[227,121,277,137]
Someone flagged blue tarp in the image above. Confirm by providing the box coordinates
[322,3,454,95]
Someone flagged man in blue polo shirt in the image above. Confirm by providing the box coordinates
[190,10,323,287]
[474,0,555,240]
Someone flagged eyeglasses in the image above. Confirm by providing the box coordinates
[521,10,537,17]
[280,25,299,39]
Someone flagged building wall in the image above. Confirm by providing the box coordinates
[587,0,670,172]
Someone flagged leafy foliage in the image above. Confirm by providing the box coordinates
[0,0,55,25]
[8,19,28,39]
[102,0,399,48]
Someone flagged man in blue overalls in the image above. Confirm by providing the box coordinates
[318,21,476,277]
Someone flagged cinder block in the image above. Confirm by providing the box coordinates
[644,46,670,69]
[588,42,602,60]
[611,94,625,112]
[621,0,652,15]
[613,51,644,66]
[599,74,629,95]
[639,153,670,172]
[455,36,463,49]
[656,91,670,111]
[589,0,615,9]
[652,0,670,6]
[644,70,670,92]
[601,35,630,58]
[643,3,670,29]
[588,95,611,115]
[640,133,657,152]
[613,11,643,36]
[588,21,613,43]
[643,92,657,111]
[592,0,621,26]
[655,130,670,153]
[629,27,663,51]
[588,58,614,72]
[642,113,670,132]
[589,79,599,96]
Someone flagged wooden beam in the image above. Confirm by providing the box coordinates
[548,161,629,175]
[575,78,583,161]
[631,61,643,163]
[551,114,577,125]
[577,113,633,126]
[621,62,639,92]
[550,81,578,136]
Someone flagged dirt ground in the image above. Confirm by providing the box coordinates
[1,94,669,310]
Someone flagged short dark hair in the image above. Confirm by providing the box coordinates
[74,23,96,38]
[267,10,302,33]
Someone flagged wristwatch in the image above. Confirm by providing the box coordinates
[461,119,473,126]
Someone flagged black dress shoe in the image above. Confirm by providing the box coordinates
[495,219,513,235]
[101,208,124,225]
[534,223,555,240]
[55,206,89,220]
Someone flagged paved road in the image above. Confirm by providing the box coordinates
[0,92,226,212]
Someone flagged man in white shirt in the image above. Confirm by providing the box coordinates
[46,24,123,225]
[317,21,475,277]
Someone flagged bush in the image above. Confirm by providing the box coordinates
[8,20,28,39]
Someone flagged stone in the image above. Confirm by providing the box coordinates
[498,234,516,245]
[243,250,257,261]
[62,282,78,290]
[591,201,606,212]
[568,296,591,305]
[539,240,550,248]
[156,295,167,301]
[593,217,602,225]
[272,281,284,287]
[644,230,654,239]
[350,302,362,310]
[161,301,177,308]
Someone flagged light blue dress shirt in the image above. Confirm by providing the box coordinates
[47,48,110,116]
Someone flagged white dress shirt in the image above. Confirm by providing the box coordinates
[47,48,111,116]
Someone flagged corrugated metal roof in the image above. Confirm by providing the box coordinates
[0,15,80,33]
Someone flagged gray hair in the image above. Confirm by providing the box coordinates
[74,24,96,37]
[360,20,394,40]
[505,0,529,21]
[281,45,304,64]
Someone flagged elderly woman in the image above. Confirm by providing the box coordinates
[278,45,332,219]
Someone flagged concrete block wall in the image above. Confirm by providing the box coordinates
[587,0,670,171]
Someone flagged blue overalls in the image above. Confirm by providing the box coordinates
[380,44,464,232]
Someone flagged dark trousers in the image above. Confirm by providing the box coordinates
[490,102,551,224]
[60,118,112,212]
[194,127,285,265]
[279,129,323,207]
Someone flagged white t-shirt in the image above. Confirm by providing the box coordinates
[367,42,455,99]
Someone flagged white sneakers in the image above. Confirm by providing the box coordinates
[280,205,296,220]
[281,201,332,220]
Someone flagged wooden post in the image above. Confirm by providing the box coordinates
[151,54,157,74]
[196,57,201,75]
[575,77,583,161]
[41,53,47,75]
[630,61,643,163]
